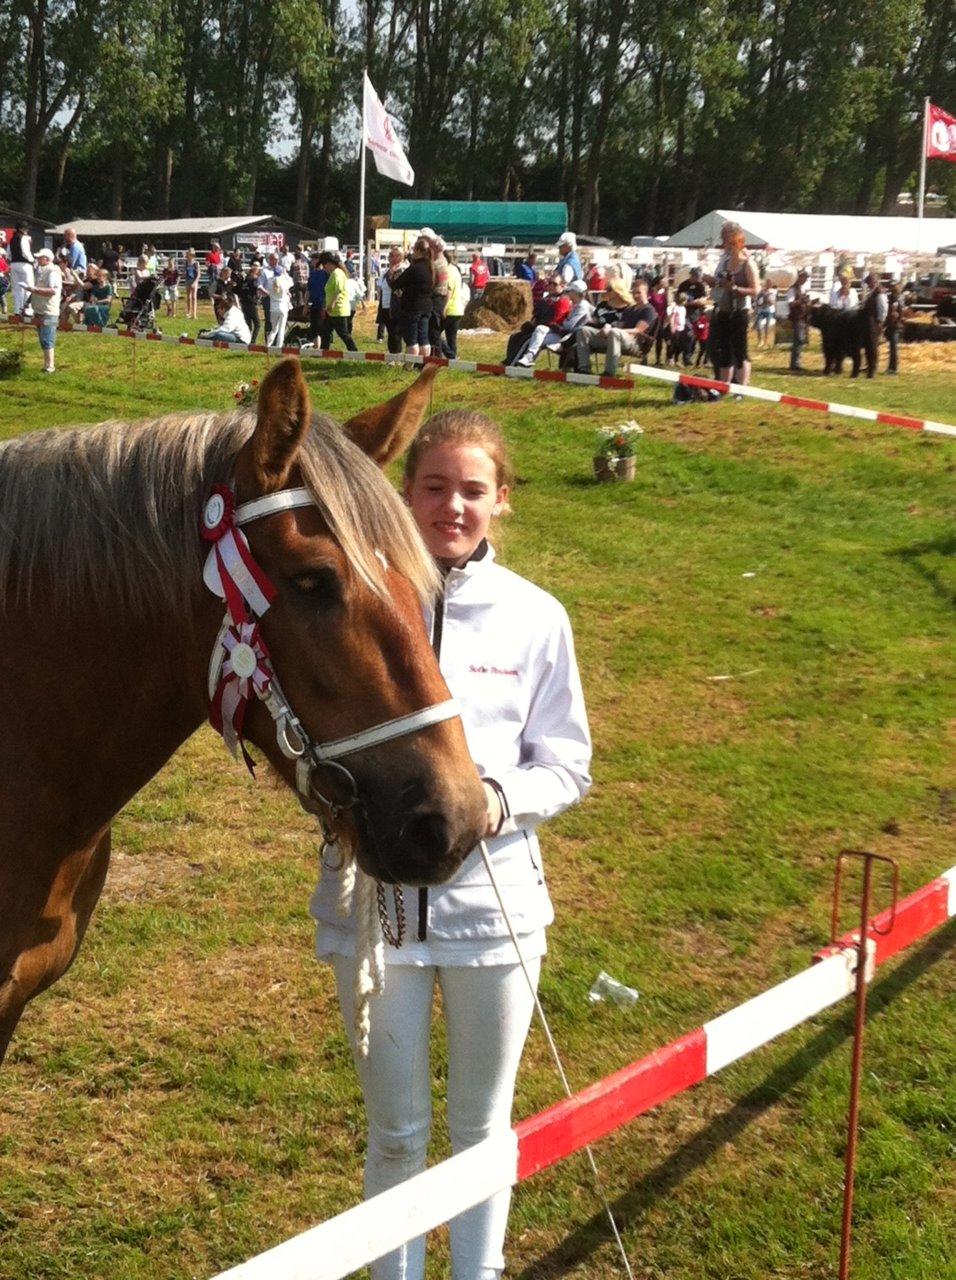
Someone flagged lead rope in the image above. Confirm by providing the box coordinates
[478,839,636,1280]
[328,845,391,1058]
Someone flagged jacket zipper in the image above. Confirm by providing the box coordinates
[418,587,447,941]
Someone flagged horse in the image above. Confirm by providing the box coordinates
[0,358,487,1064]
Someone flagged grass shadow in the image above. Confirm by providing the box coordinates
[514,919,955,1279]
[887,535,956,609]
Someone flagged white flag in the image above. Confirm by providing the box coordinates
[363,73,414,186]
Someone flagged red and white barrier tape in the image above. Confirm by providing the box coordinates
[4,315,955,439]
[212,864,955,1280]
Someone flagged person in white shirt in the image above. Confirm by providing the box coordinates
[754,278,778,348]
[266,267,292,347]
[311,410,591,1280]
[280,247,295,273]
[22,246,62,372]
[258,253,278,335]
[203,289,252,344]
[666,298,687,364]
[514,278,594,366]
[830,272,859,310]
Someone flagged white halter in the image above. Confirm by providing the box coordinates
[201,483,460,817]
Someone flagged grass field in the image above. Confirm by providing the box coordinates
[0,306,953,1280]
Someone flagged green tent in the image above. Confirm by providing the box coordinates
[389,200,568,242]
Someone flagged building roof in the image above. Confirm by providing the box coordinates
[45,216,278,237]
[390,200,568,241]
[666,209,956,255]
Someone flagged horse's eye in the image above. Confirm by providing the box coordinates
[291,566,342,607]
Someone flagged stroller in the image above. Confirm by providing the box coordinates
[118,276,161,333]
[282,296,314,349]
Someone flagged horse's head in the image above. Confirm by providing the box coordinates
[216,359,486,885]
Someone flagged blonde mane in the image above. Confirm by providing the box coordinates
[0,409,438,616]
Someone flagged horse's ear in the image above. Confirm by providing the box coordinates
[344,364,439,468]
[235,358,311,495]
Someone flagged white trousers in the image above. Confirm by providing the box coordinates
[10,262,34,314]
[332,956,540,1280]
[518,323,564,363]
[267,306,289,348]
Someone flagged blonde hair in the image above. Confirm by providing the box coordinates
[404,410,513,494]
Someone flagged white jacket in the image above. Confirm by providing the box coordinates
[310,544,592,949]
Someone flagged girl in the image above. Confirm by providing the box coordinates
[183,250,199,319]
[754,277,777,348]
[162,256,180,317]
[648,276,668,365]
[310,411,592,1280]
[442,250,465,358]
[82,267,114,327]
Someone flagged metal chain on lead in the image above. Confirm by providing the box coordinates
[376,881,406,947]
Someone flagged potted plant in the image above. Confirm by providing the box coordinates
[593,422,643,482]
[232,379,259,407]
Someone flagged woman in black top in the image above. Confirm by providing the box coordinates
[393,238,434,355]
[237,263,262,343]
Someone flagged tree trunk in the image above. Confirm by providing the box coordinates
[314,110,333,228]
[111,148,124,218]
[295,91,317,225]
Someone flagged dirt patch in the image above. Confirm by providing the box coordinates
[103,849,207,903]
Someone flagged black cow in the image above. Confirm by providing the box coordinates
[809,303,880,378]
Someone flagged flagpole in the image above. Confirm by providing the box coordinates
[916,96,929,258]
[358,71,367,288]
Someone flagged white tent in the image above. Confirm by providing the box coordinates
[46,216,277,238]
[666,209,956,256]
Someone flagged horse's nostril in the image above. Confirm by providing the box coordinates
[400,811,450,867]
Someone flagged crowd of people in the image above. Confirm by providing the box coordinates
[497,226,903,382]
[0,220,907,378]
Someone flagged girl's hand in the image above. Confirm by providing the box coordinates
[482,781,504,836]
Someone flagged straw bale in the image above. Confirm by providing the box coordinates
[463,279,532,332]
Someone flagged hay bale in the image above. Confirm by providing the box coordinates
[463,278,532,332]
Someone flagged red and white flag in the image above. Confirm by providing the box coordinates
[926,102,956,162]
[363,74,414,186]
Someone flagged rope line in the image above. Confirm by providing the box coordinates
[478,839,636,1280]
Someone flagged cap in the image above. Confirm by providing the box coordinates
[35,246,54,260]
[567,278,587,295]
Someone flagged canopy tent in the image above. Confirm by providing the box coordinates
[666,209,956,255]
[389,201,568,241]
[45,215,318,250]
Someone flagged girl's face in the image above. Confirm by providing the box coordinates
[404,443,508,569]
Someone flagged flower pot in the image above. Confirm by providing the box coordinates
[593,454,636,483]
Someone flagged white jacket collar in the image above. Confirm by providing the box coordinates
[443,539,496,585]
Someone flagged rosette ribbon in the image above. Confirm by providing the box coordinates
[201,485,279,769]
[200,484,277,627]
[209,620,273,768]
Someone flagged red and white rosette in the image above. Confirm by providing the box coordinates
[209,620,273,759]
[201,485,277,625]
[202,485,279,765]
